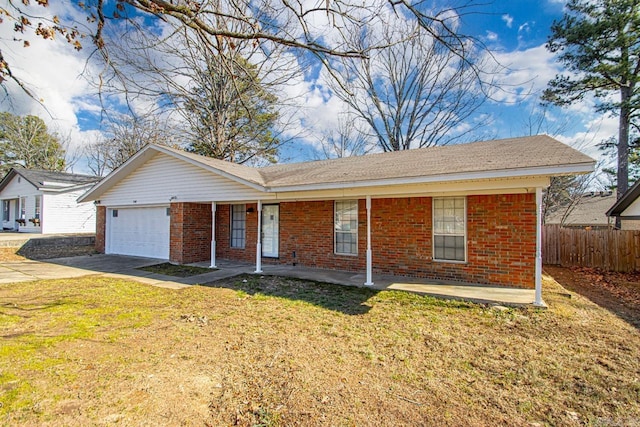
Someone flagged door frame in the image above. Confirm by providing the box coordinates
[261,204,279,258]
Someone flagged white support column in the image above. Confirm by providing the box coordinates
[210,202,217,268]
[534,188,544,307]
[255,200,263,273]
[364,195,374,286]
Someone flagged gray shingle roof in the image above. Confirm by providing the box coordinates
[258,135,594,189]
[0,168,99,192]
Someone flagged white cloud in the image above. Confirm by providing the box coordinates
[486,31,499,41]
[502,14,514,28]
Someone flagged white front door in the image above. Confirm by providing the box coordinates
[262,205,279,258]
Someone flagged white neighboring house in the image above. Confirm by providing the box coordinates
[0,168,100,234]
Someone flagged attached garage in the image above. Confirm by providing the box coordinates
[106,206,170,259]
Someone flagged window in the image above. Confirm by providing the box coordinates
[2,201,9,221]
[20,197,26,219]
[112,209,118,218]
[34,196,41,219]
[231,204,246,248]
[335,200,358,255]
[433,197,466,262]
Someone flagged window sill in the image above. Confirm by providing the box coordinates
[433,258,467,264]
[335,252,358,257]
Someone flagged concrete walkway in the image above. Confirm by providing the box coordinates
[0,254,543,307]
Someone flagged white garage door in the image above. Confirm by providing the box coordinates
[107,206,170,259]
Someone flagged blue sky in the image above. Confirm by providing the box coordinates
[0,1,613,183]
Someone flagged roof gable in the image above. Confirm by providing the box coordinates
[607,180,640,216]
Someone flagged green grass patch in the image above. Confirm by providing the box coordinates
[137,262,217,277]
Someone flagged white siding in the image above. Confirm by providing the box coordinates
[622,197,640,216]
[0,175,40,232]
[42,189,96,234]
[99,152,272,206]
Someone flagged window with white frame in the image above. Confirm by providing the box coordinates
[20,197,26,219]
[34,196,41,220]
[334,200,358,255]
[433,197,466,262]
[2,200,9,221]
[230,204,246,248]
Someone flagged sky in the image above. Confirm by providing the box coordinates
[0,0,615,184]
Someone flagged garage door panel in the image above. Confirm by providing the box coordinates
[107,207,170,259]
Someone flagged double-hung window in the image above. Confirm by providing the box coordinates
[433,197,466,262]
[334,200,358,255]
[35,196,41,220]
[20,197,26,219]
[2,201,9,221]
[230,204,246,248]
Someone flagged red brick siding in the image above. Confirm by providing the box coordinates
[216,203,257,263]
[169,203,212,264]
[95,205,106,253]
[181,194,537,288]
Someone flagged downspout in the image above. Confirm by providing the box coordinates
[255,200,263,273]
[534,188,544,307]
[365,195,374,286]
[210,202,217,268]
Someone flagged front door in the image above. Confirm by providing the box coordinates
[262,205,279,258]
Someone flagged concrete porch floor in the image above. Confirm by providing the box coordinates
[192,259,543,307]
[0,254,543,307]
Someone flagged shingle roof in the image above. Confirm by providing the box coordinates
[258,135,594,189]
[0,168,99,192]
[547,192,616,227]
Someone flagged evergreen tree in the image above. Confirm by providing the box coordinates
[0,113,66,176]
[543,0,640,203]
[183,53,279,164]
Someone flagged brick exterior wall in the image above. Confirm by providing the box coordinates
[169,203,212,264]
[165,194,537,288]
[95,205,106,253]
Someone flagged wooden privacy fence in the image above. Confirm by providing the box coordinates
[542,224,640,272]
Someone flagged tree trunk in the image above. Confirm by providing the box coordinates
[616,85,631,229]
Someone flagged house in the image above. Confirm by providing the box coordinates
[546,191,616,229]
[0,168,99,234]
[607,180,640,230]
[78,135,594,304]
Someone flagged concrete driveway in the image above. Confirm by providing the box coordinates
[0,254,246,289]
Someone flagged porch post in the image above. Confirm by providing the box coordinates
[364,195,374,286]
[534,188,544,306]
[210,202,217,268]
[255,200,263,273]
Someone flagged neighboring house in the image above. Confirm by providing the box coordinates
[79,135,594,303]
[607,180,640,230]
[546,191,616,229]
[0,168,100,234]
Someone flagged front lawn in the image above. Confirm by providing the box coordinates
[0,273,638,426]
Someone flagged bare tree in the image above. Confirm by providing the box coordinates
[1,1,489,101]
[84,115,171,176]
[328,18,492,152]
[316,112,376,159]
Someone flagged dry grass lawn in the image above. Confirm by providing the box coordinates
[0,272,639,426]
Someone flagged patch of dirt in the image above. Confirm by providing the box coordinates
[138,262,217,277]
[544,265,640,328]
